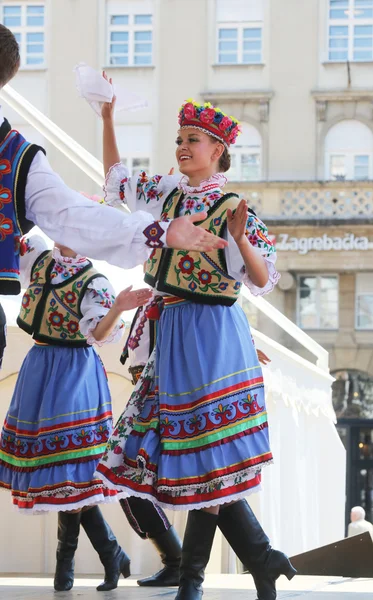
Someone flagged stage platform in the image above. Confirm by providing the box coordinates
[0,574,372,599]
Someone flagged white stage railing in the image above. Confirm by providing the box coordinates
[0,83,328,372]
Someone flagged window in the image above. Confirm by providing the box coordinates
[228,123,261,181]
[325,120,373,180]
[107,2,153,66]
[121,157,150,176]
[297,275,339,330]
[332,369,373,418]
[356,273,373,329]
[216,0,263,64]
[116,124,151,175]
[0,4,45,67]
[328,0,373,62]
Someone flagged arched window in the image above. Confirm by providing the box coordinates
[228,122,261,181]
[325,120,373,181]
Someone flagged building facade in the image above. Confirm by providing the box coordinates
[1,0,373,525]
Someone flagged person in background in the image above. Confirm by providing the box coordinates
[0,233,152,593]
[348,506,373,539]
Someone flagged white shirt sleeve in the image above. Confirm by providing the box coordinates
[79,276,125,346]
[19,234,49,288]
[104,162,180,221]
[24,152,169,268]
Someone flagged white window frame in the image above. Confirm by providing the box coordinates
[327,0,373,62]
[229,147,261,181]
[0,3,46,69]
[296,273,339,330]
[216,23,263,65]
[355,273,373,330]
[107,10,153,67]
[120,156,151,176]
[326,152,373,180]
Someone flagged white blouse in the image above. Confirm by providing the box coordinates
[104,164,280,296]
[20,235,124,346]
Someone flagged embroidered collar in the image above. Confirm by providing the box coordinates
[52,246,89,267]
[178,173,227,194]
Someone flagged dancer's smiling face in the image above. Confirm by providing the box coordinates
[175,128,224,179]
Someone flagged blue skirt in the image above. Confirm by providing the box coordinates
[0,344,118,513]
[98,298,273,510]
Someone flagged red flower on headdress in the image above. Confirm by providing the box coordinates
[200,108,215,124]
[183,102,196,120]
[229,131,238,144]
[219,116,233,131]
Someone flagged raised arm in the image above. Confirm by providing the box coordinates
[101,80,121,176]
[101,74,179,216]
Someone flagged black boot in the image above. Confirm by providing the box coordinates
[80,505,131,592]
[218,500,297,600]
[137,526,181,586]
[176,510,218,600]
[54,511,81,592]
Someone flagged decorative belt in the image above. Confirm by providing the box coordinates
[146,295,189,320]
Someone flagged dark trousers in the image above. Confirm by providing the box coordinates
[120,496,171,540]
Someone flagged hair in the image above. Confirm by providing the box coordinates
[219,147,231,173]
[0,25,20,88]
[210,137,231,172]
[351,506,365,520]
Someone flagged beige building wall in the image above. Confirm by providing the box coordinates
[2,0,372,367]
[1,0,372,185]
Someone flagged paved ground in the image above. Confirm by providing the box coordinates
[0,575,373,600]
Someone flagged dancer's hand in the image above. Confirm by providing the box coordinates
[114,286,153,312]
[166,213,228,252]
[101,71,116,121]
[227,199,249,245]
[257,350,271,365]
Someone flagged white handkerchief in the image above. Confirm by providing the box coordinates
[74,62,148,117]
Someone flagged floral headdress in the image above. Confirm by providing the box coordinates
[178,99,241,148]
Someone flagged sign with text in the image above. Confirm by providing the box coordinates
[275,233,373,255]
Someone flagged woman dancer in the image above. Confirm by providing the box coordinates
[0,234,151,592]
[97,91,296,600]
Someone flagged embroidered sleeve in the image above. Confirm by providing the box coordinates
[242,214,280,296]
[19,234,49,288]
[226,214,280,297]
[103,162,179,220]
[79,276,125,346]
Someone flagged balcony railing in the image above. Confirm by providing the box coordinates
[228,180,373,219]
